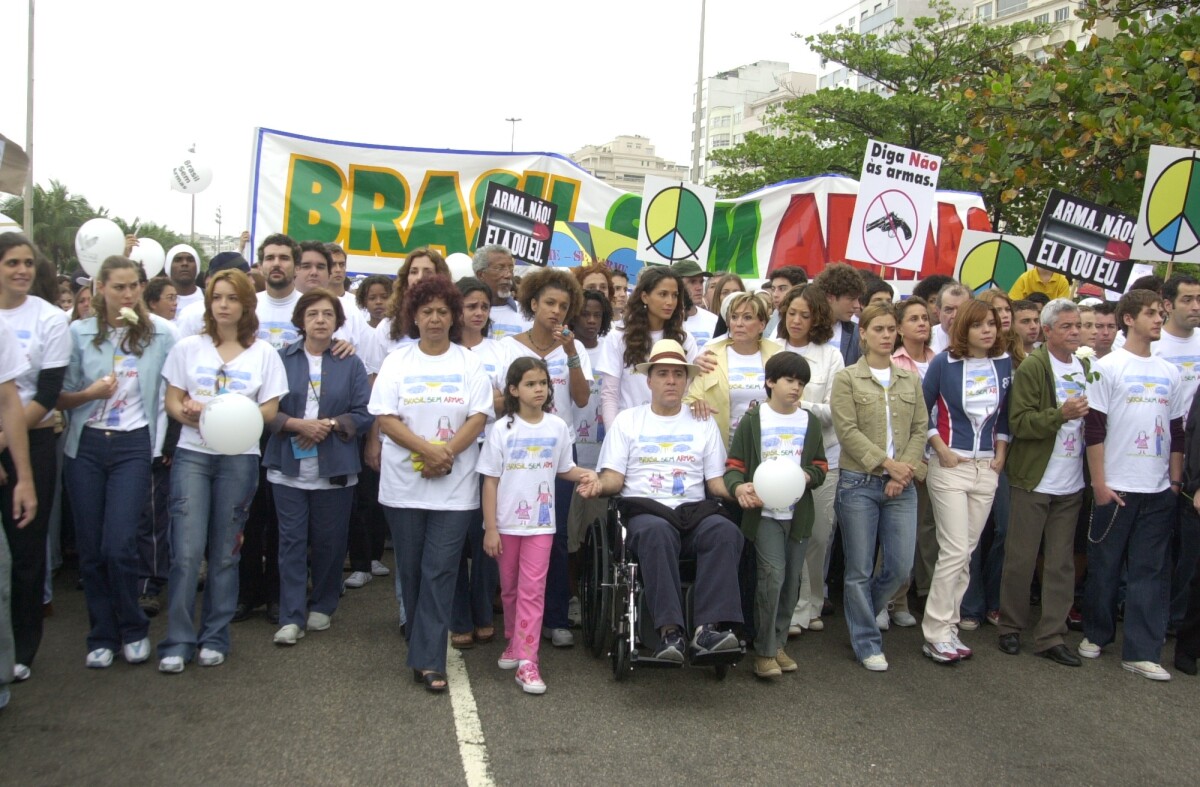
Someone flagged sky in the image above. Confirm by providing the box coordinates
[0,0,844,239]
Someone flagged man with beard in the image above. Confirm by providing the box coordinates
[472,244,531,340]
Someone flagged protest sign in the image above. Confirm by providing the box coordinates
[248,128,989,283]
[637,176,716,265]
[845,140,942,272]
[477,182,557,266]
[1136,145,1200,264]
[955,231,1031,295]
[1027,189,1135,292]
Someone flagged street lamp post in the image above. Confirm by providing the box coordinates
[23,0,35,235]
[691,0,706,185]
[505,117,522,152]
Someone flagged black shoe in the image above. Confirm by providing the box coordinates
[998,633,1020,655]
[821,599,834,617]
[232,603,252,623]
[267,602,280,625]
[1175,653,1198,676]
[1037,644,1082,667]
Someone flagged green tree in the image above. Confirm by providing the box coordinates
[950,0,1200,233]
[707,1,1046,201]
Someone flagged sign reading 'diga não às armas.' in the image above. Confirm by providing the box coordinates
[248,127,991,282]
[845,140,942,273]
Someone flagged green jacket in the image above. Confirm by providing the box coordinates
[1007,345,1091,491]
[724,404,828,543]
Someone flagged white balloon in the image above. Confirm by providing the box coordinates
[74,217,126,277]
[169,157,213,194]
[446,252,475,282]
[129,238,166,278]
[199,393,264,455]
[752,458,807,511]
[0,213,21,233]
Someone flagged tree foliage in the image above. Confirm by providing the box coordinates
[1,181,192,274]
[950,0,1200,234]
[707,1,1046,200]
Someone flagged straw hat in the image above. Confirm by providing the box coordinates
[633,339,700,379]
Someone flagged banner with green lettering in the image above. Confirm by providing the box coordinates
[249,127,992,283]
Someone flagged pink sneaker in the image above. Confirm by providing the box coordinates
[497,646,519,670]
[515,661,546,694]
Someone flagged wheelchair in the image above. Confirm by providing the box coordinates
[578,498,746,681]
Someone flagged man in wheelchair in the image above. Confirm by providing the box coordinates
[580,339,744,663]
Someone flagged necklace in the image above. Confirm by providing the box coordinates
[526,329,555,354]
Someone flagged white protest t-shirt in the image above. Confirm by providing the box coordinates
[0,296,70,428]
[174,288,203,316]
[759,403,811,520]
[267,351,358,490]
[726,347,765,440]
[594,327,700,411]
[368,342,493,509]
[489,302,531,341]
[469,337,509,441]
[869,366,895,459]
[1089,348,1186,493]
[363,317,416,375]
[1034,354,1086,495]
[963,358,1001,432]
[574,344,605,469]
[500,337,594,441]
[476,413,575,536]
[162,335,289,456]
[85,327,149,433]
[0,316,30,384]
[257,290,302,350]
[1153,329,1200,422]
[174,300,205,337]
[684,309,719,351]
[597,405,726,509]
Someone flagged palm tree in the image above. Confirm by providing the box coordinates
[0,180,97,272]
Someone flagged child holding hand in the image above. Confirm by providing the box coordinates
[478,357,598,694]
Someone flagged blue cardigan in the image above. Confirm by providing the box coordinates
[922,351,1012,458]
[262,341,374,479]
[62,315,176,459]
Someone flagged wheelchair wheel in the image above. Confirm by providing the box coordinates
[579,517,611,658]
[612,635,631,681]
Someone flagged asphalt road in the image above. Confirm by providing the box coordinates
[2,562,1199,786]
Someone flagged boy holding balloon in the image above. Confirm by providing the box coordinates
[724,351,827,680]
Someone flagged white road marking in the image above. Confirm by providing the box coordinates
[446,644,495,787]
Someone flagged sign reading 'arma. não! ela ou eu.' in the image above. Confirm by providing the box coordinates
[249,127,991,281]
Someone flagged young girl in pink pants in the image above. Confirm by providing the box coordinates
[478,358,598,694]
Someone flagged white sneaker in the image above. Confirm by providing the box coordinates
[1122,660,1171,681]
[862,653,889,672]
[542,627,574,647]
[891,609,918,627]
[307,611,331,631]
[370,560,391,577]
[343,571,372,589]
[197,648,225,667]
[12,664,30,682]
[273,624,305,645]
[86,648,114,669]
[1078,638,1102,659]
[875,609,890,631]
[158,656,184,674]
[122,638,151,664]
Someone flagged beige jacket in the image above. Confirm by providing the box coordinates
[685,337,782,446]
[831,358,928,481]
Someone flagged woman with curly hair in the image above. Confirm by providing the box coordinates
[367,248,451,374]
[368,277,492,693]
[595,266,711,428]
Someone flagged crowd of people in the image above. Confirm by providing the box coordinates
[1,227,1199,708]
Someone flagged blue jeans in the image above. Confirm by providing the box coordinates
[66,427,152,652]
[836,470,917,661]
[384,507,472,673]
[1084,490,1175,662]
[159,449,259,660]
[962,470,1010,619]
[451,505,497,634]
[272,483,355,628]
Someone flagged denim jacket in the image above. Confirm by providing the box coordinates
[62,315,176,459]
[262,340,373,479]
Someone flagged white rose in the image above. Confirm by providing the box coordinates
[118,307,139,325]
[1074,345,1095,360]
